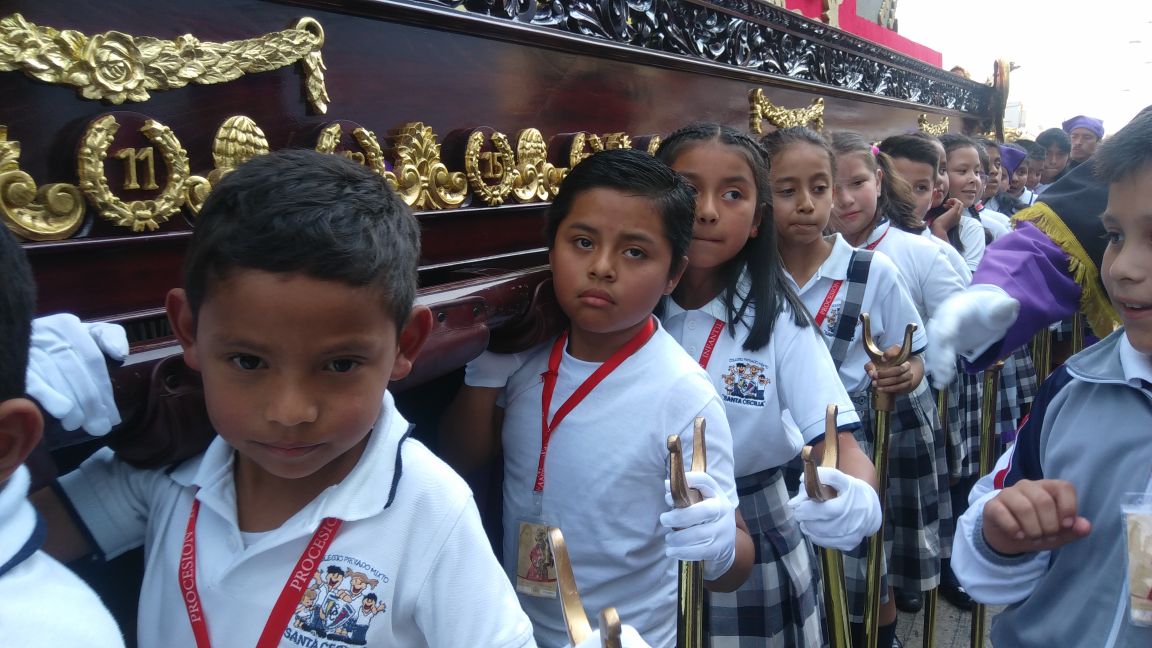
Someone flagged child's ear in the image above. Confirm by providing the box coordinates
[166,288,201,371]
[0,398,44,482]
[664,255,690,295]
[389,305,434,382]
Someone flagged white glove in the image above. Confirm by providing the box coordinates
[25,314,128,436]
[788,466,882,551]
[568,625,651,648]
[463,349,523,388]
[659,471,737,580]
[925,284,1019,389]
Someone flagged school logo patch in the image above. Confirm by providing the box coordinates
[720,358,770,407]
[822,304,842,338]
[284,554,391,646]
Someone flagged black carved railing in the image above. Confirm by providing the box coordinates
[412,0,990,113]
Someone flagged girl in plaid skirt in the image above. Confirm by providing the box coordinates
[765,127,933,648]
[656,124,883,647]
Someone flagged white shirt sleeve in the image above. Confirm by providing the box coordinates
[919,246,968,321]
[777,322,860,440]
[414,497,537,648]
[959,215,987,272]
[57,447,167,559]
[872,259,928,353]
[951,489,1051,605]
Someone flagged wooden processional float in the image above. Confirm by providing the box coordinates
[1,0,1002,641]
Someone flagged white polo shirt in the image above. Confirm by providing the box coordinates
[499,324,736,648]
[784,234,927,394]
[60,393,535,648]
[958,214,987,271]
[980,208,1011,240]
[661,284,859,477]
[919,229,973,283]
[862,221,967,321]
[0,466,125,647]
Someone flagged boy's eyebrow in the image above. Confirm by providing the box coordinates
[565,220,659,245]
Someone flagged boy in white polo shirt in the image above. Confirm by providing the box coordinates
[0,228,125,647]
[26,150,572,648]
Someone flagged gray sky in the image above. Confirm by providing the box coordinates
[897,0,1152,137]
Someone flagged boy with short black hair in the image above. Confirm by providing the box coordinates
[0,227,124,646]
[28,149,545,647]
[442,148,751,647]
[951,110,1152,646]
[1035,127,1072,192]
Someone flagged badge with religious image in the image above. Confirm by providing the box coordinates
[516,521,558,598]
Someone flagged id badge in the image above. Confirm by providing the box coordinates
[515,519,558,598]
[1123,493,1152,626]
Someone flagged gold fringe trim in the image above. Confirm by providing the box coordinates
[1013,203,1120,338]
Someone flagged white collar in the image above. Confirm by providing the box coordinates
[171,391,411,533]
[862,220,891,248]
[0,466,39,569]
[665,271,753,322]
[821,233,856,281]
[1119,334,1152,391]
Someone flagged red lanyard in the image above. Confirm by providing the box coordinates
[814,280,843,327]
[864,224,889,250]
[698,319,726,369]
[180,498,343,648]
[536,316,657,492]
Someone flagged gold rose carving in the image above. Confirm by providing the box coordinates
[464,130,517,206]
[186,115,271,215]
[386,123,468,210]
[0,126,85,241]
[77,114,191,231]
[749,90,825,134]
[917,114,950,136]
[0,13,329,113]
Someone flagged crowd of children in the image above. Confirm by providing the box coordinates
[2,103,1148,648]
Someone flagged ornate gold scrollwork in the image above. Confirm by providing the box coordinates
[917,113,950,136]
[77,114,190,232]
[464,130,517,206]
[512,128,561,203]
[749,90,825,134]
[0,127,85,241]
[0,13,329,113]
[386,123,467,210]
[646,136,662,155]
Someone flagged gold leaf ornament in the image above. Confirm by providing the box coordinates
[748,89,825,134]
[0,13,329,113]
[77,114,191,232]
[0,127,85,241]
[917,114,950,136]
[464,130,518,206]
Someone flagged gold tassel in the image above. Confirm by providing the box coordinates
[1014,204,1120,338]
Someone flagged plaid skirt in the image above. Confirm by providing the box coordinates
[708,468,826,647]
[951,367,984,479]
[998,346,1038,444]
[844,384,943,605]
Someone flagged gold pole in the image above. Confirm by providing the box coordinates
[861,315,918,648]
[668,418,707,648]
[970,361,1004,648]
[1071,315,1085,355]
[1032,327,1052,382]
[801,405,851,648]
[550,528,628,648]
[922,387,948,648]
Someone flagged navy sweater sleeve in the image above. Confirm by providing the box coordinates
[996,365,1075,488]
